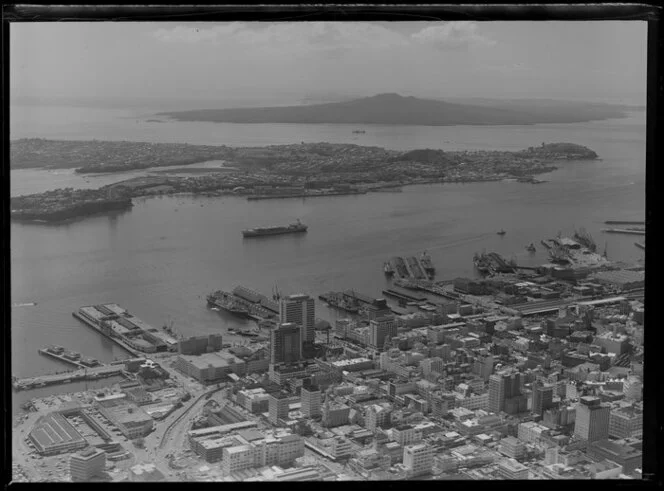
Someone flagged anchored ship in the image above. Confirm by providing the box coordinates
[242,219,308,238]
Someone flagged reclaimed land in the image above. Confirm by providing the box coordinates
[158,93,629,125]
[10,141,597,223]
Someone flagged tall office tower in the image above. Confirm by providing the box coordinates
[574,396,610,442]
[364,298,392,321]
[301,380,322,418]
[270,323,302,365]
[280,294,316,346]
[369,315,397,349]
[489,370,524,414]
[473,353,495,382]
[531,381,554,416]
[268,391,290,425]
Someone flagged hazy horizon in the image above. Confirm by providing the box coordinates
[11,21,647,109]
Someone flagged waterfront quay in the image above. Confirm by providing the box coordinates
[73,304,179,357]
[38,346,101,369]
[12,228,645,483]
[12,364,128,391]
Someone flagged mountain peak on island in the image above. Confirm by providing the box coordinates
[159,93,630,126]
[367,93,409,100]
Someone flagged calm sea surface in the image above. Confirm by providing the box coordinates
[10,104,646,414]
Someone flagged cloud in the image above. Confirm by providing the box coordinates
[412,22,496,50]
[152,22,409,58]
[153,23,245,43]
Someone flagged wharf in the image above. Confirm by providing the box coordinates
[38,346,101,369]
[12,364,126,391]
[389,255,434,280]
[72,310,141,357]
[418,283,458,301]
[601,228,645,236]
[382,287,428,303]
[247,190,366,201]
[605,220,645,226]
[342,290,376,306]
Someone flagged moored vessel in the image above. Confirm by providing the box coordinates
[207,291,250,318]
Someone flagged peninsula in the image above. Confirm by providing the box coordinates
[11,140,598,223]
[158,93,629,126]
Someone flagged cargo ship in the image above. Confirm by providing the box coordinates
[207,291,250,318]
[420,251,436,274]
[319,292,360,314]
[242,219,308,237]
[473,253,492,275]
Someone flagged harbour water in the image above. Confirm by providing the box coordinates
[11,103,646,415]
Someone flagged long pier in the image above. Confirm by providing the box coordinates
[72,310,141,357]
[38,346,101,369]
[12,364,127,391]
[601,228,645,236]
[604,220,645,226]
[247,190,366,201]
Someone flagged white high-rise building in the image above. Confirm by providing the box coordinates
[403,443,434,477]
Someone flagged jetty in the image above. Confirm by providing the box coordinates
[38,345,101,369]
[604,220,645,226]
[635,242,645,250]
[12,364,127,392]
[388,255,435,280]
[601,228,645,236]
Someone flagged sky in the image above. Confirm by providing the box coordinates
[10,21,647,106]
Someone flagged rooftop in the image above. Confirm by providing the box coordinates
[29,413,85,451]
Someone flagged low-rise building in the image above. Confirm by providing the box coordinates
[70,447,106,481]
[497,458,529,479]
[97,402,154,439]
[403,443,434,477]
[609,405,643,439]
[587,439,642,474]
[498,436,526,460]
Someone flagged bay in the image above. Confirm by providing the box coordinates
[10,103,645,416]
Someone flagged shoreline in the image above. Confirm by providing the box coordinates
[10,178,552,224]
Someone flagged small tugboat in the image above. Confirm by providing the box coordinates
[384,262,395,277]
[497,229,506,236]
[526,243,536,253]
